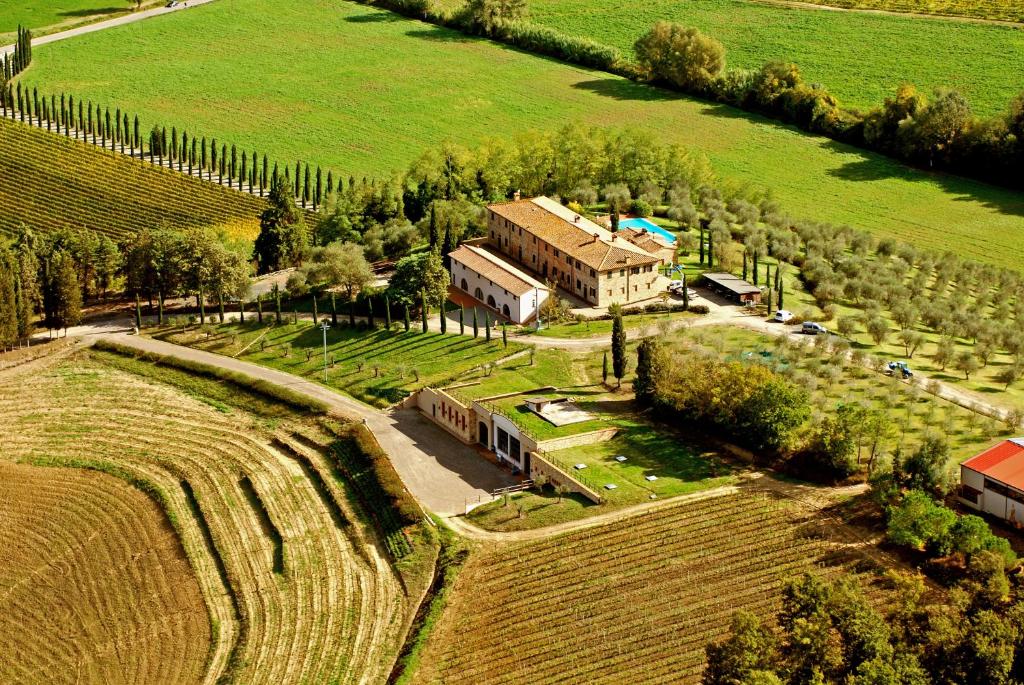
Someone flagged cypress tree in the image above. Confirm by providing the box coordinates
[217,292,224,323]
[441,219,453,269]
[752,250,759,285]
[485,311,491,342]
[440,304,447,333]
[274,285,282,324]
[171,127,178,164]
[330,293,337,326]
[602,351,609,383]
[261,155,268,196]
[472,308,479,338]
[201,137,208,174]
[135,293,142,329]
[220,144,226,183]
[634,337,663,406]
[778,280,784,310]
[742,252,748,281]
[133,115,140,154]
[198,286,206,325]
[158,291,164,325]
[293,161,300,199]
[682,273,689,310]
[230,144,237,185]
[699,226,705,265]
[312,295,318,325]
[459,306,465,335]
[502,323,507,348]
[767,287,773,312]
[257,295,263,324]
[161,126,167,162]
[403,304,410,332]
[428,203,438,250]
[367,296,375,329]
[239,300,245,324]
[385,295,392,330]
[326,170,334,195]
[190,138,197,175]
[240,149,247,190]
[707,232,714,270]
[315,167,322,209]
[611,305,626,387]
[302,164,311,208]
[348,298,355,327]
[123,114,129,153]
[421,289,428,333]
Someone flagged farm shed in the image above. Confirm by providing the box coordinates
[958,438,1024,525]
[449,244,549,324]
[702,273,762,304]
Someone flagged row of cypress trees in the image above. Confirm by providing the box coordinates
[1,80,333,209]
[1,26,32,81]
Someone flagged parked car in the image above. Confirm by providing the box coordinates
[802,322,827,335]
[773,309,793,323]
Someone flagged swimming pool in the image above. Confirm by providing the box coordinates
[618,217,676,244]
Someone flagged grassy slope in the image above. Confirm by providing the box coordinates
[523,0,1024,116]
[19,0,1024,268]
[787,0,1024,25]
[0,0,163,41]
[0,117,264,239]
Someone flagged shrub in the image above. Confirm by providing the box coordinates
[629,198,653,218]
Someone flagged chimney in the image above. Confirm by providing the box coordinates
[513,190,521,201]
[592,233,600,243]
[611,234,617,242]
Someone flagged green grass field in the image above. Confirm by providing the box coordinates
[159,320,525,407]
[790,0,1023,24]
[524,0,1024,116]
[18,0,1024,268]
[0,0,163,41]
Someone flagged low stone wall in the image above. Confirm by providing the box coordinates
[529,452,604,504]
[537,427,619,453]
[475,386,557,403]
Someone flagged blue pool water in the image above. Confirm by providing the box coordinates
[618,217,676,243]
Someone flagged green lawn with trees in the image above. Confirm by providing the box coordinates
[523,0,1024,117]
[17,0,1024,268]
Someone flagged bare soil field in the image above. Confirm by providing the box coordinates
[0,461,210,684]
[0,351,411,684]
[415,485,897,684]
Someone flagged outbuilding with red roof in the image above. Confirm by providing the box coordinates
[959,438,1024,525]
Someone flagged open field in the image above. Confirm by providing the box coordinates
[159,320,525,407]
[18,0,1024,268]
[0,461,210,684]
[0,351,412,683]
[0,117,264,240]
[0,0,164,41]
[417,485,895,684]
[522,0,1024,115]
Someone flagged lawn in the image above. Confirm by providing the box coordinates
[522,0,1024,117]
[19,0,1024,269]
[0,0,164,41]
[467,420,739,531]
[528,310,693,339]
[158,320,524,407]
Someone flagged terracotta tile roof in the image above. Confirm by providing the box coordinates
[963,439,1024,492]
[619,228,668,254]
[488,196,660,272]
[449,244,547,297]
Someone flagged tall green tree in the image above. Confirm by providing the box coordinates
[611,303,627,386]
[634,337,664,406]
[254,171,308,273]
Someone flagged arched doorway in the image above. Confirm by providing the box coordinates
[474,287,484,300]
[460,278,469,291]
[502,304,511,318]
[478,421,489,447]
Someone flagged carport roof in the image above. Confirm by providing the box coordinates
[963,439,1024,491]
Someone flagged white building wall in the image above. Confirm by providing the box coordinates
[962,467,984,492]
[450,259,548,324]
[492,413,524,468]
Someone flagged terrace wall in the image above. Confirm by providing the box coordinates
[416,387,475,444]
[528,452,603,504]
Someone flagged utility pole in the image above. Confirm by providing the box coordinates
[320,321,331,382]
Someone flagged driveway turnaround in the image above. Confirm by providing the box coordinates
[99,333,516,517]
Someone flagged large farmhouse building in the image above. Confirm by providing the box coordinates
[959,438,1024,525]
[448,244,550,324]
[486,196,665,307]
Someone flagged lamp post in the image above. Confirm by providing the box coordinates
[320,321,330,382]
[534,286,543,331]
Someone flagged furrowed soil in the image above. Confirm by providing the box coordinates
[0,461,210,685]
[415,484,898,684]
[0,352,409,684]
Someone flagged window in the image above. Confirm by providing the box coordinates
[590,287,597,297]
[497,427,509,454]
[575,259,581,268]
[576,278,582,290]
[512,294,517,300]
[590,269,596,277]
[631,267,640,275]
[532,236,536,244]
[474,287,484,299]
[532,255,536,263]
[554,249,560,257]
[620,269,625,277]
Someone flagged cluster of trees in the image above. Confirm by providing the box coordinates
[1,26,32,81]
[635,339,810,453]
[705,569,1024,685]
[633,22,1024,187]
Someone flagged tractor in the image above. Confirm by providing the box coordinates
[885,361,913,379]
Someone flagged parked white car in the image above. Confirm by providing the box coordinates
[773,309,793,323]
